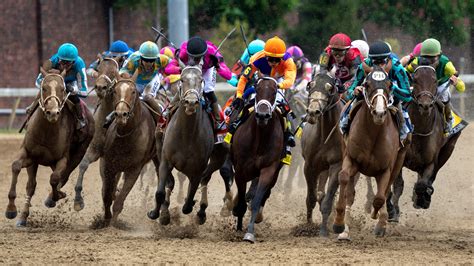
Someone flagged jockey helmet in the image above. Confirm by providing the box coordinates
[287,45,304,60]
[412,42,422,57]
[329,33,351,50]
[369,41,391,64]
[139,41,159,59]
[160,46,176,58]
[187,36,208,57]
[57,43,78,62]
[420,38,441,56]
[109,40,129,55]
[264,36,286,58]
[248,39,265,56]
[351,40,369,58]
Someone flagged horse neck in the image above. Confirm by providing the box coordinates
[28,109,71,142]
[408,102,440,133]
[175,103,206,132]
[251,112,281,149]
[317,101,342,138]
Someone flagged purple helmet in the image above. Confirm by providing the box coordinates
[287,45,304,60]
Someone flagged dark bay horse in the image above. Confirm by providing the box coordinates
[388,65,462,220]
[301,72,344,236]
[5,69,94,226]
[231,77,285,243]
[334,65,407,238]
[74,57,119,211]
[100,75,159,224]
[148,65,217,224]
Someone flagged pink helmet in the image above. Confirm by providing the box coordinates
[412,43,422,57]
[160,46,176,58]
[287,45,304,59]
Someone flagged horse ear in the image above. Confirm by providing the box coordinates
[257,71,264,79]
[411,62,418,71]
[60,69,67,78]
[131,69,139,83]
[362,62,372,75]
[40,67,48,77]
[98,53,104,63]
[114,69,121,80]
[325,83,332,91]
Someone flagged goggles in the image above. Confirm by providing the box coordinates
[141,57,156,63]
[267,57,282,64]
[331,48,347,57]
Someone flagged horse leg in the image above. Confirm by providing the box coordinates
[148,160,172,220]
[243,164,279,243]
[320,163,340,237]
[176,171,186,204]
[364,175,375,214]
[74,146,100,211]
[182,175,201,215]
[388,171,404,223]
[372,169,391,237]
[333,156,358,234]
[219,155,235,217]
[232,172,247,232]
[100,161,116,225]
[16,164,38,227]
[255,167,280,224]
[245,178,258,209]
[44,157,68,208]
[437,133,460,169]
[6,149,32,220]
[111,167,141,224]
[338,172,356,241]
[413,163,435,209]
[303,163,319,224]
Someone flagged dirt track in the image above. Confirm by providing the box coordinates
[0,128,472,264]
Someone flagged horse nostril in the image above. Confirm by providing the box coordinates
[56,111,60,115]
[123,112,129,117]
[46,110,51,116]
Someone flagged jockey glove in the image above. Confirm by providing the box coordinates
[232,97,244,110]
[209,55,220,70]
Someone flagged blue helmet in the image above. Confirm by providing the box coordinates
[109,40,129,55]
[57,43,78,61]
[248,39,265,56]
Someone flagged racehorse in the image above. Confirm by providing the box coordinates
[301,72,344,236]
[388,64,462,221]
[231,76,285,243]
[74,57,119,211]
[5,69,94,226]
[99,73,160,224]
[333,64,407,238]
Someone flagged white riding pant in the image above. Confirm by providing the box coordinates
[437,81,451,103]
[203,67,217,93]
[137,73,162,98]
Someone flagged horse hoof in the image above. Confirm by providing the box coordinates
[243,233,256,243]
[374,225,386,237]
[255,211,263,224]
[73,199,84,212]
[196,211,206,225]
[182,204,193,215]
[319,227,329,238]
[337,231,351,241]
[5,210,18,220]
[333,224,345,234]
[147,210,159,220]
[44,197,56,208]
[16,220,27,228]
[159,210,170,225]
[220,207,231,217]
[388,215,400,223]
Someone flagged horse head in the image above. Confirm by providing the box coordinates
[39,67,69,123]
[254,75,278,126]
[412,64,437,116]
[112,70,138,125]
[363,64,393,125]
[179,65,203,115]
[94,57,119,99]
[306,72,337,124]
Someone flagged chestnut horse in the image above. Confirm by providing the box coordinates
[388,65,462,221]
[74,57,119,211]
[99,75,160,224]
[301,72,344,236]
[5,69,94,226]
[334,65,407,238]
[231,77,285,243]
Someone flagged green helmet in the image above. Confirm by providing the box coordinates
[139,41,159,59]
[420,38,441,56]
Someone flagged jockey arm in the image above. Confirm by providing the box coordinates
[236,64,256,98]
[75,59,88,92]
[444,61,465,93]
[164,58,181,75]
[278,58,297,89]
[347,63,366,100]
[390,63,412,103]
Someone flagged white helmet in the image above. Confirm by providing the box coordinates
[351,40,369,58]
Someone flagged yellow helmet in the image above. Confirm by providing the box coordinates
[264,36,286,58]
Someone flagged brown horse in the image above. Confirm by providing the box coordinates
[334,64,407,238]
[99,75,160,224]
[74,57,119,211]
[301,72,344,236]
[148,65,216,225]
[388,65,462,221]
[5,69,94,226]
[231,77,285,243]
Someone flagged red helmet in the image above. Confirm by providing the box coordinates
[329,33,351,49]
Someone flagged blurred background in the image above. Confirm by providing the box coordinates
[1,0,473,129]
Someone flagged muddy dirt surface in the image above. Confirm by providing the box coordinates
[0,128,472,264]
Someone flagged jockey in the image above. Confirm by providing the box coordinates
[351,40,369,59]
[318,33,363,93]
[340,41,413,143]
[400,43,422,67]
[227,39,265,88]
[287,45,312,92]
[406,38,466,134]
[165,36,233,123]
[102,41,170,127]
[31,43,88,129]
[159,46,180,91]
[233,36,297,150]
[87,40,133,78]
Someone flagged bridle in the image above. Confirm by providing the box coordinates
[179,65,203,103]
[39,73,70,113]
[308,73,340,114]
[363,70,394,111]
[255,77,278,118]
[114,79,137,119]
[96,58,119,95]
[412,65,438,106]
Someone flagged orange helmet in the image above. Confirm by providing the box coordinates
[329,33,351,49]
[264,36,286,58]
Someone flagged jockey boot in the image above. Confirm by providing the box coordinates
[211,102,223,123]
[103,111,115,129]
[25,97,39,117]
[443,102,453,135]
[285,112,296,147]
[396,103,408,145]
[142,94,163,122]
[73,102,86,130]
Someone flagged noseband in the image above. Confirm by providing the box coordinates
[255,77,278,119]
[39,74,70,113]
